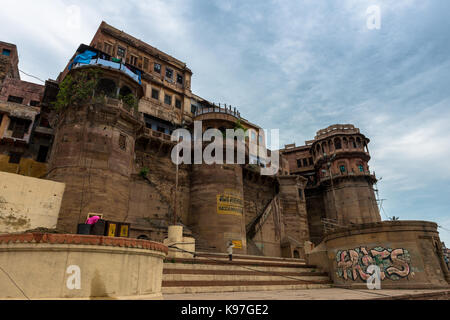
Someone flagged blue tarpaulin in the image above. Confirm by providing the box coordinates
[68,50,97,70]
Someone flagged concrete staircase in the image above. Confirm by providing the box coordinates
[162,252,332,294]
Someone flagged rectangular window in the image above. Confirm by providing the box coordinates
[297,159,302,168]
[340,165,346,173]
[191,104,197,114]
[2,49,11,56]
[119,134,126,150]
[358,164,364,172]
[165,67,173,79]
[37,146,49,163]
[30,100,40,107]
[157,126,166,133]
[8,152,21,164]
[130,55,138,66]
[164,94,172,106]
[308,157,313,166]
[251,131,256,141]
[154,63,161,73]
[176,73,183,84]
[117,46,126,58]
[143,57,149,70]
[8,118,28,139]
[151,89,159,100]
[7,96,23,104]
[303,159,308,167]
[104,42,113,55]
[175,98,182,109]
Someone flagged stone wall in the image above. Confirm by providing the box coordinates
[0,172,65,234]
[308,221,450,289]
[0,78,44,105]
[0,233,167,299]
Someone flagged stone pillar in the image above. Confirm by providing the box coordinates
[0,113,9,138]
[278,175,310,258]
[189,163,246,254]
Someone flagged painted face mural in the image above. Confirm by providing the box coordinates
[336,247,412,281]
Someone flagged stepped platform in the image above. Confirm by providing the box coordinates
[162,252,332,294]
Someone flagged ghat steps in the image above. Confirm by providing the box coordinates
[162,252,332,294]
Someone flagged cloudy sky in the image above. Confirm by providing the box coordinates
[1,0,449,244]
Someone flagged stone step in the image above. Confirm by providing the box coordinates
[162,283,332,294]
[163,267,326,276]
[194,252,307,264]
[164,257,313,269]
[163,274,330,282]
[163,263,320,273]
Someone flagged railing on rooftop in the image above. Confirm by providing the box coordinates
[194,105,241,119]
[72,58,142,85]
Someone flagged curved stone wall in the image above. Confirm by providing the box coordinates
[0,233,167,299]
[313,221,450,289]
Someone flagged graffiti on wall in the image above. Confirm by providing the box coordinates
[336,247,412,281]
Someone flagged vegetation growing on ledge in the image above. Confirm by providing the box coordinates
[52,69,100,111]
[120,93,138,110]
[234,119,248,135]
[139,167,149,177]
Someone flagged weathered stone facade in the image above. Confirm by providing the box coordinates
[281,124,382,245]
[1,22,446,269]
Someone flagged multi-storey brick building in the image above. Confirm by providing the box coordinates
[0,22,380,258]
[280,124,381,245]
[0,41,53,178]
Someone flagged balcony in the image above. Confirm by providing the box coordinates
[72,58,142,84]
[137,127,173,144]
[194,105,241,119]
[319,170,377,184]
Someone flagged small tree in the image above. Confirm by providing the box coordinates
[52,69,100,111]
[120,93,138,110]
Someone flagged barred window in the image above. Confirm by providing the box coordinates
[119,134,126,150]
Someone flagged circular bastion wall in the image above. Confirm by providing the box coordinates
[319,221,450,289]
[0,233,168,299]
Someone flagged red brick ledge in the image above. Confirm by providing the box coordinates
[0,233,168,254]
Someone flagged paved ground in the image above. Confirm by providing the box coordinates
[163,288,450,300]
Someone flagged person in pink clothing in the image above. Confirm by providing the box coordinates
[85,216,100,225]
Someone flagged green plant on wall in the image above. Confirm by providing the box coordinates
[120,93,138,110]
[52,69,100,111]
[234,119,248,135]
[139,167,149,177]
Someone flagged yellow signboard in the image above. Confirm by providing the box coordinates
[107,223,117,237]
[232,240,243,249]
[120,225,129,237]
[217,189,243,216]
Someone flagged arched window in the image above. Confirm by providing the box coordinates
[293,250,300,259]
[339,164,346,174]
[316,144,321,154]
[328,140,333,152]
[96,78,117,98]
[119,85,132,97]
[321,143,326,154]
[356,137,362,148]
[358,163,364,172]
[350,137,356,149]
[334,138,342,150]
[343,137,348,149]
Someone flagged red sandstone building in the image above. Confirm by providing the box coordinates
[0,22,381,258]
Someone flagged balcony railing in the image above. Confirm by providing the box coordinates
[194,105,241,119]
[72,58,142,84]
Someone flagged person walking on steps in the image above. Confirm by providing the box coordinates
[227,241,235,261]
